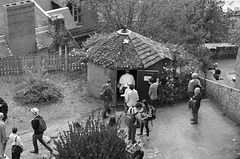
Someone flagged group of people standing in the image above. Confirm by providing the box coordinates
[100,70,204,146]
[0,97,53,159]
[100,70,157,147]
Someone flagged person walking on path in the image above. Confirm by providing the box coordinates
[8,127,23,159]
[0,113,7,159]
[187,73,202,108]
[137,99,152,141]
[190,87,202,125]
[0,98,8,122]
[148,78,159,108]
[101,79,114,118]
[125,84,139,111]
[118,70,135,94]
[30,108,53,154]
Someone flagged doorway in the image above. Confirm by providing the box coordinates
[116,69,137,106]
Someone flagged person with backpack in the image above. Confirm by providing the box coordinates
[101,79,114,118]
[0,98,8,122]
[137,99,155,141]
[125,103,142,145]
[8,127,23,159]
[30,108,53,155]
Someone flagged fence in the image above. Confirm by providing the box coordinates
[0,54,86,75]
[202,78,240,122]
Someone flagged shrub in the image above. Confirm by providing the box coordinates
[14,62,63,104]
[53,113,131,159]
[158,64,192,105]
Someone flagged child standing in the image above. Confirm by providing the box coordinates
[8,127,23,159]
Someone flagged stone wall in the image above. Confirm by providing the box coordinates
[235,48,240,89]
[203,78,240,122]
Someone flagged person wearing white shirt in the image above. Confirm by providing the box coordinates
[118,70,135,94]
[121,83,130,114]
[8,127,23,159]
[125,84,139,108]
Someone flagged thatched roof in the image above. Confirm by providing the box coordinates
[87,29,172,69]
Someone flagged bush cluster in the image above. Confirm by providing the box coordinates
[53,113,131,159]
[14,65,63,104]
[15,80,63,104]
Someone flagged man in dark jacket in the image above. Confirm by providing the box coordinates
[102,79,114,118]
[30,107,53,154]
[0,98,8,122]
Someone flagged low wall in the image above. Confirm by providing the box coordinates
[202,78,240,123]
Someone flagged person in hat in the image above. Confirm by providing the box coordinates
[102,79,114,118]
[30,108,53,154]
[0,113,7,159]
[148,78,159,108]
[187,73,202,108]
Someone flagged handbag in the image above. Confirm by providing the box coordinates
[12,136,23,154]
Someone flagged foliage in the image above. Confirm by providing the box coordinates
[70,0,234,45]
[53,113,131,159]
[158,63,192,105]
[14,60,63,104]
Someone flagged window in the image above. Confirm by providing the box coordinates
[59,45,67,56]
[67,3,82,23]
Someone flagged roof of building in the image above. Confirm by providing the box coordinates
[51,0,69,7]
[204,43,237,49]
[87,29,172,69]
[46,7,76,30]
[36,27,54,50]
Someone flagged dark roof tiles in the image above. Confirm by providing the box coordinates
[87,30,172,69]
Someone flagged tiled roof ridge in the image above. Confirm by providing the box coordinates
[87,30,171,69]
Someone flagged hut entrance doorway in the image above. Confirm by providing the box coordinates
[137,70,159,102]
[116,70,137,106]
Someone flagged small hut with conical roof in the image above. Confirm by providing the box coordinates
[87,28,172,106]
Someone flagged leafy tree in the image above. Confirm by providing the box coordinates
[69,0,234,45]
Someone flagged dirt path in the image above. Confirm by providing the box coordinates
[0,70,104,158]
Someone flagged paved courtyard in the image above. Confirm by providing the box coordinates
[5,98,240,159]
[118,99,240,159]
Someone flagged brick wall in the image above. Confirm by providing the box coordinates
[4,0,36,55]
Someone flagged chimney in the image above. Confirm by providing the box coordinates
[48,14,69,45]
[3,0,36,55]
